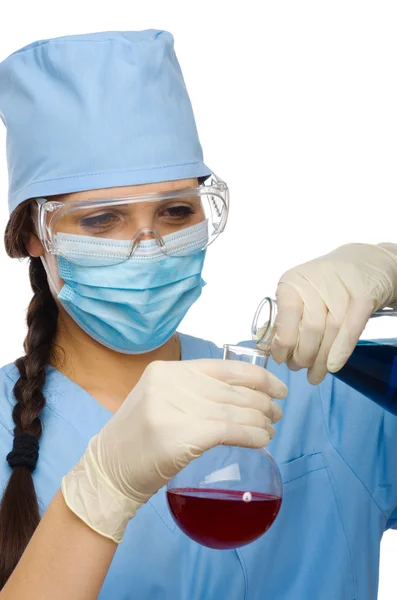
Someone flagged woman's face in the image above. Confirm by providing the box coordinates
[26,177,206,309]
[28,178,203,256]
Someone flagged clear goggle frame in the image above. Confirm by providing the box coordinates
[35,174,229,265]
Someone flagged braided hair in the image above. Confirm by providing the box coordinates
[0,200,58,587]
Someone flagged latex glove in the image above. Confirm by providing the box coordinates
[271,243,397,384]
[62,359,287,543]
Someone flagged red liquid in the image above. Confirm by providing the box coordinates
[167,488,282,550]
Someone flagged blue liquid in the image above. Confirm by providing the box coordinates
[333,340,397,415]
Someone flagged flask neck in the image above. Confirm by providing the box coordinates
[251,297,277,354]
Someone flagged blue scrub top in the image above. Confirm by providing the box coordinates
[0,332,396,599]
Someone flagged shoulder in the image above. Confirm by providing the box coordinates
[0,361,76,434]
[179,332,222,360]
[0,364,18,476]
[0,363,18,430]
[0,362,19,387]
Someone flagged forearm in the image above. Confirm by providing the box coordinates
[0,490,116,600]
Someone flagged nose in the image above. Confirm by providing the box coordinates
[130,228,165,255]
[136,229,158,241]
[125,201,158,235]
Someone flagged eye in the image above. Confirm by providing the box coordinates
[79,211,121,233]
[160,205,196,220]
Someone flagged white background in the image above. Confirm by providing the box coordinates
[0,1,396,596]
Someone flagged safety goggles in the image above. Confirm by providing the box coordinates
[35,174,229,265]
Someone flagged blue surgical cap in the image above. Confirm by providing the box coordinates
[0,30,211,213]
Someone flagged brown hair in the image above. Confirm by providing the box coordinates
[0,200,58,587]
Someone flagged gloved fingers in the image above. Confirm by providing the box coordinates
[183,383,283,420]
[290,298,328,369]
[307,311,341,384]
[266,420,276,440]
[229,387,283,422]
[201,420,271,450]
[271,283,303,364]
[185,396,276,434]
[327,296,375,373]
[184,359,288,400]
[215,405,276,438]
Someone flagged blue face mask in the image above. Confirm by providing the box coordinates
[53,222,208,354]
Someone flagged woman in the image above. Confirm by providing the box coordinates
[0,29,396,600]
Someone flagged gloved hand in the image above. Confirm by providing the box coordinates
[62,358,287,543]
[271,243,397,384]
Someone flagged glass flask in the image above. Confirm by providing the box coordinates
[252,297,397,415]
[166,344,283,550]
